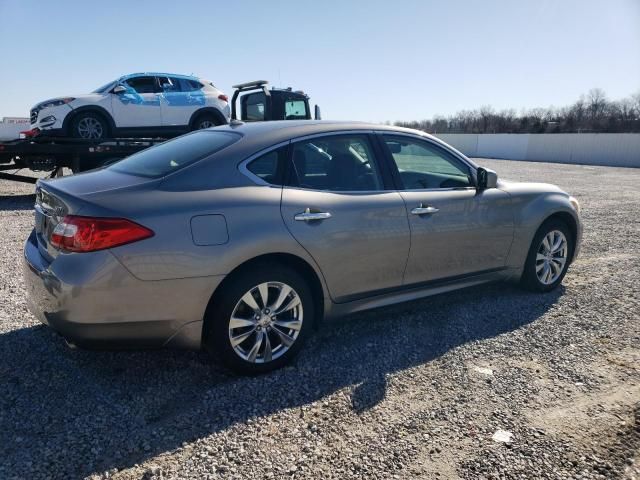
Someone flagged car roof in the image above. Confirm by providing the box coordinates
[212,120,438,150]
[120,72,200,81]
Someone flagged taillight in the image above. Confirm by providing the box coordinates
[50,216,154,253]
[218,94,229,102]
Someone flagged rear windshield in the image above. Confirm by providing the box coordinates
[109,131,240,177]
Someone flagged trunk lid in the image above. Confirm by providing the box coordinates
[34,170,159,261]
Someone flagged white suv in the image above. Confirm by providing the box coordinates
[29,72,231,139]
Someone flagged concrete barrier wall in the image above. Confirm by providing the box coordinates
[435,133,640,168]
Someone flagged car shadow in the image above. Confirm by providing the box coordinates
[0,193,36,211]
[0,282,564,478]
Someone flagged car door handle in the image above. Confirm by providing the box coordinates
[411,205,439,215]
[294,208,332,221]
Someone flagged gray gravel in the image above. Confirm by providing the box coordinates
[0,160,638,480]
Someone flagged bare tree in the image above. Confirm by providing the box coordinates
[587,88,607,122]
[632,91,640,114]
[393,89,640,134]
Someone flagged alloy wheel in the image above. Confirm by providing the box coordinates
[535,230,568,285]
[77,117,104,139]
[228,282,303,364]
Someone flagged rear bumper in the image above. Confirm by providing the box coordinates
[23,230,222,350]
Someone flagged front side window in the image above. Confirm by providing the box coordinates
[125,76,157,94]
[289,135,383,191]
[383,135,473,189]
[246,146,288,185]
[109,131,240,177]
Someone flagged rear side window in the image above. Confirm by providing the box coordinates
[109,131,240,177]
[246,146,288,185]
[289,135,383,191]
[179,79,203,92]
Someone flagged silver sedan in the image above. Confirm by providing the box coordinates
[23,121,582,374]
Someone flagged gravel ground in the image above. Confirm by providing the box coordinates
[0,160,638,480]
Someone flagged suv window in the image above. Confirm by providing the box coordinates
[246,146,287,185]
[158,76,182,92]
[125,76,157,94]
[109,131,240,177]
[289,135,383,191]
[383,135,473,189]
[179,78,203,92]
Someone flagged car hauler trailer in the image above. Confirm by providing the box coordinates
[0,136,166,183]
[0,80,321,184]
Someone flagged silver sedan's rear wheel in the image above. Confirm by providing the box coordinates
[521,219,573,292]
[228,282,303,364]
[205,263,314,374]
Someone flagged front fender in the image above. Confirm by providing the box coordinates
[62,105,116,136]
[505,188,580,273]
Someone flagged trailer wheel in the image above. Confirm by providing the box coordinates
[71,112,109,140]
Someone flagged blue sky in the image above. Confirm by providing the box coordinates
[0,0,638,122]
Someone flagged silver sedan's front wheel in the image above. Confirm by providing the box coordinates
[229,282,303,364]
[522,219,573,292]
[535,230,568,285]
[205,263,314,374]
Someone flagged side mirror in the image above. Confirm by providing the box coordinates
[477,167,498,190]
[314,104,322,120]
[113,85,126,94]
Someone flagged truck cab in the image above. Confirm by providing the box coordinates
[231,80,321,122]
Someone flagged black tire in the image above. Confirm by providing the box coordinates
[192,112,221,131]
[204,263,315,375]
[521,219,573,292]
[70,112,109,140]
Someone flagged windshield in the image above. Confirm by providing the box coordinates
[92,80,117,94]
[108,130,241,178]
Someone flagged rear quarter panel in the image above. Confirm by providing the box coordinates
[102,185,327,290]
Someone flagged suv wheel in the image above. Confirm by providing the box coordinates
[205,264,314,374]
[72,113,108,140]
[521,219,573,292]
[193,113,220,130]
